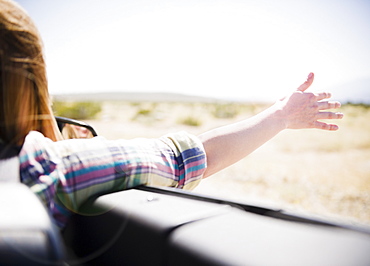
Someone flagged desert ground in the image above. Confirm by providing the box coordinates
[59,96,370,227]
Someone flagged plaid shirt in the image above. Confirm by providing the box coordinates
[19,131,206,228]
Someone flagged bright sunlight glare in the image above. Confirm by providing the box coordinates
[15,0,370,102]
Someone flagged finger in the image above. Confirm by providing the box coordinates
[296,72,314,92]
[317,101,341,110]
[317,112,344,120]
[315,92,332,101]
[314,121,339,131]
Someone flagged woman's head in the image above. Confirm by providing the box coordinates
[0,0,61,150]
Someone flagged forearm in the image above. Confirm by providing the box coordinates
[198,73,343,178]
[199,103,286,178]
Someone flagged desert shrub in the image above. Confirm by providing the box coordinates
[130,102,141,107]
[211,103,240,119]
[53,101,102,120]
[178,116,202,127]
[344,102,370,109]
[131,105,167,124]
[136,108,152,116]
[132,106,154,122]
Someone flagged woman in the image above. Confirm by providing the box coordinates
[0,0,343,228]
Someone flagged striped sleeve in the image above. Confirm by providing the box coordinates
[160,131,206,190]
[19,131,207,228]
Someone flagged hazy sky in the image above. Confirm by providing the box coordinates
[15,0,370,102]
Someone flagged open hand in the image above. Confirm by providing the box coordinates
[278,73,344,131]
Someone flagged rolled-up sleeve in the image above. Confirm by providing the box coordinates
[19,131,207,228]
[160,131,206,190]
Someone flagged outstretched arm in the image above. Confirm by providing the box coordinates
[199,73,343,178]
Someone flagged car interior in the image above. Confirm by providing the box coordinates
[1,117,370,266]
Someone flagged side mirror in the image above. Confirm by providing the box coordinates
[55,116,98,139]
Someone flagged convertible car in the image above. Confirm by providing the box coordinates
[1,117,370,266]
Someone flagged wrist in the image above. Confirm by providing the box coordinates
[268,100,289,131]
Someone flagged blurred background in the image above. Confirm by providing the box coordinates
[15,0,370,227]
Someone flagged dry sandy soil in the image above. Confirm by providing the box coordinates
[75,98,370,228]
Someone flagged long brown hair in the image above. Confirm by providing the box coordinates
[0,0,62,154]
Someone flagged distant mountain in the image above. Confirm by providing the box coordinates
[330,77,370,104]
[52,92,223,103]
[52,78,370,104]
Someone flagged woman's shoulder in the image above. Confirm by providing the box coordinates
[25,130,47,139]
[22,131,53,149]
[19,131,52,159]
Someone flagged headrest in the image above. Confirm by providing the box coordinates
[0,156,20,182]
[0,183,65,265]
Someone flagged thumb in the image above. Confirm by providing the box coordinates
[296,72,314,92]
